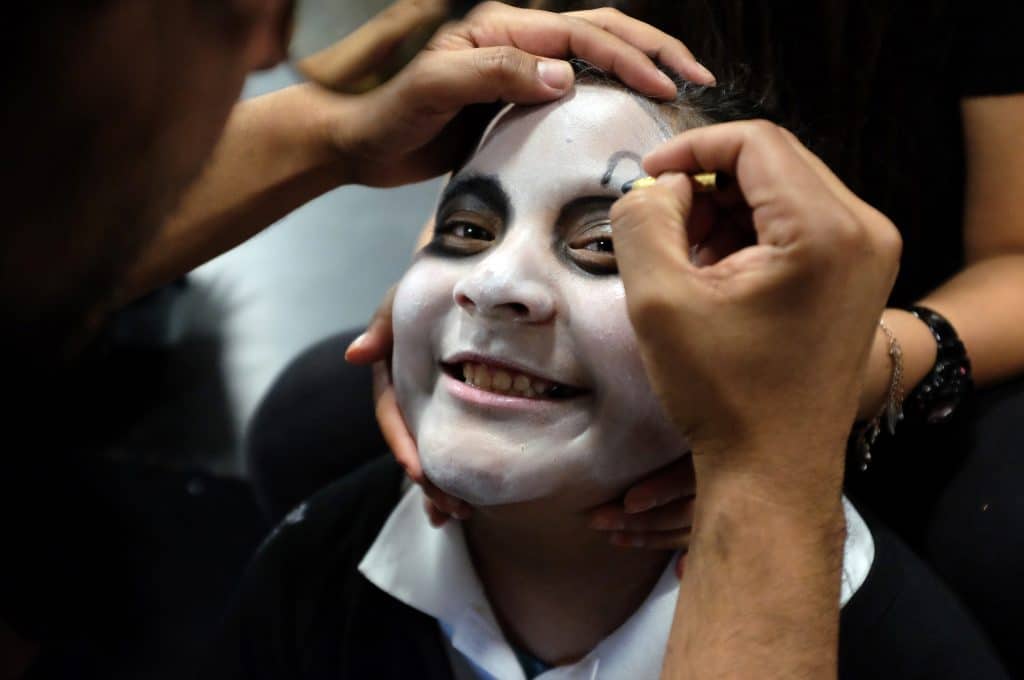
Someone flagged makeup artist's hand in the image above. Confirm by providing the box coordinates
[327,1,714,188]
[610,121,902,502]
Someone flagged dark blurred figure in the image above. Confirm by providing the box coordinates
[247,330,386,521]
[1,2,289,677]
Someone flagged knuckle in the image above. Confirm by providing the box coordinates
[874,217,903,267]
[833,213,864,245]
[743,119,787,149]
[475,46,528,84]
[746,119,780,137]
[673,37,693,57]
[592,6,624,20]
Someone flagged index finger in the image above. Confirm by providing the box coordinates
[642,121,827,232]
[563,7,715,85]
[438,3,678,99]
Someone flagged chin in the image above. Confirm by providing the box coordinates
[420,447,560,507]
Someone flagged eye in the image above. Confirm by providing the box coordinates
[448,222,494,242]
[567,219,617,275]
[431,211,498,256]
[581,236,614,253]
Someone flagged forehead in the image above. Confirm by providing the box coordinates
[459,85,668,190]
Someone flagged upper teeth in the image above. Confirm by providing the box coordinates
[463,363,552,398]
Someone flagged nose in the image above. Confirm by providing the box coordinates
[453,253,556,324]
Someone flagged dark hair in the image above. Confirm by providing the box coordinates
[526,0,961,306]
[526,0,895,181]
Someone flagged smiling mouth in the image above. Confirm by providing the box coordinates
[441,361,586,400]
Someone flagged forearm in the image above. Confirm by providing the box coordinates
[120,84,349,302]
[919,254,1024,384]
[859,254,1024,418]
[662,462,846,679]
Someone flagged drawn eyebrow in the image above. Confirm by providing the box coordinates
[600,150,646,192]
[437,173,512,224]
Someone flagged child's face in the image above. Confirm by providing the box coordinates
[392,85,689,508]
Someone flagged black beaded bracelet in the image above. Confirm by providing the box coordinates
[905,306,973,424]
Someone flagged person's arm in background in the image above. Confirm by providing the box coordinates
[608,121,902,678]
[858,95,1024,418]
[118,2,712,303]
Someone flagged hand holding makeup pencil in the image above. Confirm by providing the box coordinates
[610,120,901,490]
[610,120,901,679]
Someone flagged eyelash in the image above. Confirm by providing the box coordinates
[567,219,617,275]
[432,218,496,254]
[431,213,617,275]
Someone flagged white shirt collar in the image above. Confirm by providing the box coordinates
[360,487,874,680]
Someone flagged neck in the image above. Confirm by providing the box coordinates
[464,498,671,666]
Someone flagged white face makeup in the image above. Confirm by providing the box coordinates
[392,85,689,508]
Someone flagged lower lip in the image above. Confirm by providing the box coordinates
[441,372,567,412]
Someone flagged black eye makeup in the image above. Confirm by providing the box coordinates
[432,211,498,255]
[600,150,646,195]
[561,197,617,276]
[426,173,510,259]
[425,173,620,275]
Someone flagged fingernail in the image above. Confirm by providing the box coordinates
[345,331,369,357]
[657,69,678,93]
[538,60,573,92]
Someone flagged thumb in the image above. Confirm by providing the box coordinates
[609,173,698,326]
[404,47,574,110]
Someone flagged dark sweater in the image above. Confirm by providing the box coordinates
[207,457,1009,679]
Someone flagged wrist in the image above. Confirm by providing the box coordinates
[694,456,847,532]
[675,471,845,677]
[857,308,937,420]
[276,83,357,187]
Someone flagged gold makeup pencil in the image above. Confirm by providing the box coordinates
[622,172,726,194]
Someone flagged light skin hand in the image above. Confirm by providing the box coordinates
[122,2,712,302]
[326,1,713,188]
[610,120,901,679]
[613,121,902,483]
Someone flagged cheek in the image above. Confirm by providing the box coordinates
[570,280,642,391]
[570,281,685,475]
[392,260,461,427]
